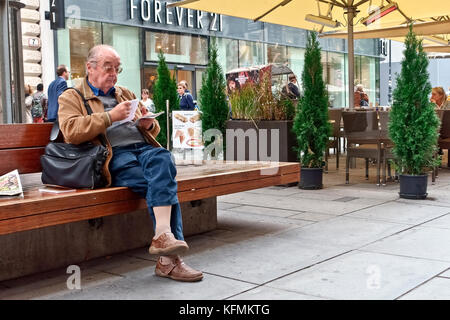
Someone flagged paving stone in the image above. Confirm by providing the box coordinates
[217,202,241,210]
[225,205,304,218]
[439,269,450,278]
[420,213,450,229]
[79,255,156,277]
[219,192,388,216]
[267,251,449,300]
[195,210,313,243]
[274,216,410,249]
[361,227,450,262]
[46,272,255,300]
[229,286,325,300]
[180,234,350,285]
[399,277,450,300]
[347,202,450,225]
[0,267,122,300]
[245,187,306,197]
[288,212,337,222]
[333,196,359,202]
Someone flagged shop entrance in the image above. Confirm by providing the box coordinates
[142,64,206,102]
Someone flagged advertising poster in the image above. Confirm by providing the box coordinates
[172,111,204,149]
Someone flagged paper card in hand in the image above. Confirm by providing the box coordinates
[134,111,164,126]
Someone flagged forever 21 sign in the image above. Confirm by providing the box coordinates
[129,0,223,32]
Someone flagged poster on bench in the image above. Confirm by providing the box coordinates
[172,111,204,149]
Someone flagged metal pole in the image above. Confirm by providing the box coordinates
[166,99,170,150]
[388,39,392,105]
[8,0,25,123]
[347,6,356,110]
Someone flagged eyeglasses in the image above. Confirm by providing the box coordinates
[96,63,123,74]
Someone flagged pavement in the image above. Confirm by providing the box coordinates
[1,157,450,300]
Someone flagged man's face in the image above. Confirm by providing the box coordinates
[63,70,70,80]
[87,49,121,91]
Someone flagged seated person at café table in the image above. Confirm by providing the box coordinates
[354,84,369,107]
[431,87,450,110]
[57,44,203,282]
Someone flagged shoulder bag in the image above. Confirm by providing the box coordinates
[40,88,109,189]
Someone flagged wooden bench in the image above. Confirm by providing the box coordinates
[0,123,300,236]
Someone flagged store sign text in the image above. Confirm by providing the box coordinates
[129,0,223,32]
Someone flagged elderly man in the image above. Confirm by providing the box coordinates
[58,44,203,282]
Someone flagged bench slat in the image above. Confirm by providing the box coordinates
[0,123,52,149]
[177,162,299,192]
[0,199,148,235]
[0,147,45,175]
[178,171,299,202]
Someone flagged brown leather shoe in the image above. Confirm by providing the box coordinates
[149,232,189,255]
[155,256,203,282]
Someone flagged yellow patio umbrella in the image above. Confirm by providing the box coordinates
[168,0,450,108]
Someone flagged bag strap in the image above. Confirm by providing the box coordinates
[50,88,107,147]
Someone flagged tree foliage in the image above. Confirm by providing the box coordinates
[292,31,331,168]
[199,38,229,155]
[153,51,179,148]
[388,25,440,175]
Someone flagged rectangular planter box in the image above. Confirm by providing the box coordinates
[226,120,298,162]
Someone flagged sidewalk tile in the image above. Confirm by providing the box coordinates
[229,286,326,300]
[347,202,450,225]
[399,277,450,300]
[420,213,450,229]
[181,235,350,285]
[361,227,450,262]
[45,273,255,300]
[266,251,448,300]
[273,216,410,249]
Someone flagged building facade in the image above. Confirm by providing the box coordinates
[54,0,382,109]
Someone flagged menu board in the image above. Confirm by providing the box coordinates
[172,111,204,149]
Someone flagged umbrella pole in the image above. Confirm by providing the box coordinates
[347,7,356,110]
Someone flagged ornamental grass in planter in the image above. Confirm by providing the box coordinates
[226,70,297,162]
[388,26,440,199]
[292,31,331,189]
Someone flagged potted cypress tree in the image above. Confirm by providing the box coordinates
[388,26,440,199]
[292,31,331,189]
[153,51,179,148]
[199,38,229,158]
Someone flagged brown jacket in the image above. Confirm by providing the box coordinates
[58,77,161,187]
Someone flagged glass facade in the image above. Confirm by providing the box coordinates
[145,31,208,65]
[56,0,382,108]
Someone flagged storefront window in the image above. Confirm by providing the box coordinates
[145,31,208,65]
[326,52,346,108]
[103,24,141,96]
[267,44,288,65]
[239,40,264,67]
[286,47,305,87]
[62,20,102,87]
[217,38,238,73]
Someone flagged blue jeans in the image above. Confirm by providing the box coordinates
[109,143,184,241]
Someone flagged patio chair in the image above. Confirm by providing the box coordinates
[378,111,395,185]
[342,111,383,185]
[325,108,343,172]
[438,109,450,167]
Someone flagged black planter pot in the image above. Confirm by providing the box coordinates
[299,167,323,190]
[399,174,428,199]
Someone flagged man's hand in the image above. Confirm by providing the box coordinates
[108,101,131,122]
[137,118,154,130]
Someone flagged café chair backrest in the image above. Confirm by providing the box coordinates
[378,111,390,132]
[328,108,343,136]
[342,111,378,134]
[439,110,450,139]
